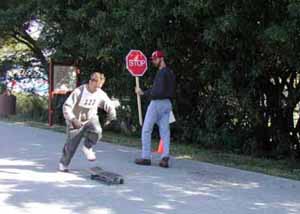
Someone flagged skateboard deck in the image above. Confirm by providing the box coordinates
[87,166,124,185]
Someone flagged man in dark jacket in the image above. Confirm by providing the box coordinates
[135,50,176,168]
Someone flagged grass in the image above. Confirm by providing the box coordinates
[1,115,300,181]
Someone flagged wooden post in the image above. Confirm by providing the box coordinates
[135,77,143,126]
[48,59,53,127]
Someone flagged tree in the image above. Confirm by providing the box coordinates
[2,0,300,160]
[0,0,47,67]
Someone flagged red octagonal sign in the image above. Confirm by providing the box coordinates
[126,50,148,77]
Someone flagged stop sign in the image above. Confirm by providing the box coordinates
[126,50,148,76]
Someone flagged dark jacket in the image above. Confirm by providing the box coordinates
[144,67,176,100]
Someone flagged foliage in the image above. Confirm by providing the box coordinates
[15,93,48,122]
[1,0,300,161]
[0,82,5,94]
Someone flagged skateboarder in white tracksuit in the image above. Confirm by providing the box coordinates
[59,72,117,172]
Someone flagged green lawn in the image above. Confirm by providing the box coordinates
[1,116,300,181]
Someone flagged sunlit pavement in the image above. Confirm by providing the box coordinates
[0,121,300,214]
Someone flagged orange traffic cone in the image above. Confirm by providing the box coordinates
[156,139,164,154]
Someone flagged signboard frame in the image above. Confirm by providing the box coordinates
[48,59,80,126]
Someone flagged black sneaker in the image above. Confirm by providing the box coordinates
[135,158,151,166]
[159,157,170,168]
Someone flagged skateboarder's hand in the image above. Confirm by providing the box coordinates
[111,99,121,109]
[71,118,83,129]
[104,120,111,127]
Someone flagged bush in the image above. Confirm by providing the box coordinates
[0,82,6,94]
[15,93,48,122]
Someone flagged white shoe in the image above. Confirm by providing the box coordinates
[82,146,96,161]
[58,163,69,172]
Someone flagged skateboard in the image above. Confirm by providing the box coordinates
[87,166,124,185]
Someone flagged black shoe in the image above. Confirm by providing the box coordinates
[135,158,151,166]
[159,157,170,168]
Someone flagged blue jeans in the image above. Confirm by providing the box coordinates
[142,99,172,159]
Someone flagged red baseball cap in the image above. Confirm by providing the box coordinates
[150,50,165,60]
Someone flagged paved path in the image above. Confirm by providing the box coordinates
[0,121,300,214]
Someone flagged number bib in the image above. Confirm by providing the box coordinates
[78,87,99,109]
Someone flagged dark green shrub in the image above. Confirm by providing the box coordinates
[15,93,48,122]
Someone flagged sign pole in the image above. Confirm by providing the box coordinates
[48,58,53,127]
[126,50,148,127]
[135,77,143,126]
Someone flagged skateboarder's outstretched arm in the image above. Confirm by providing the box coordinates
[98,91,117,123]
